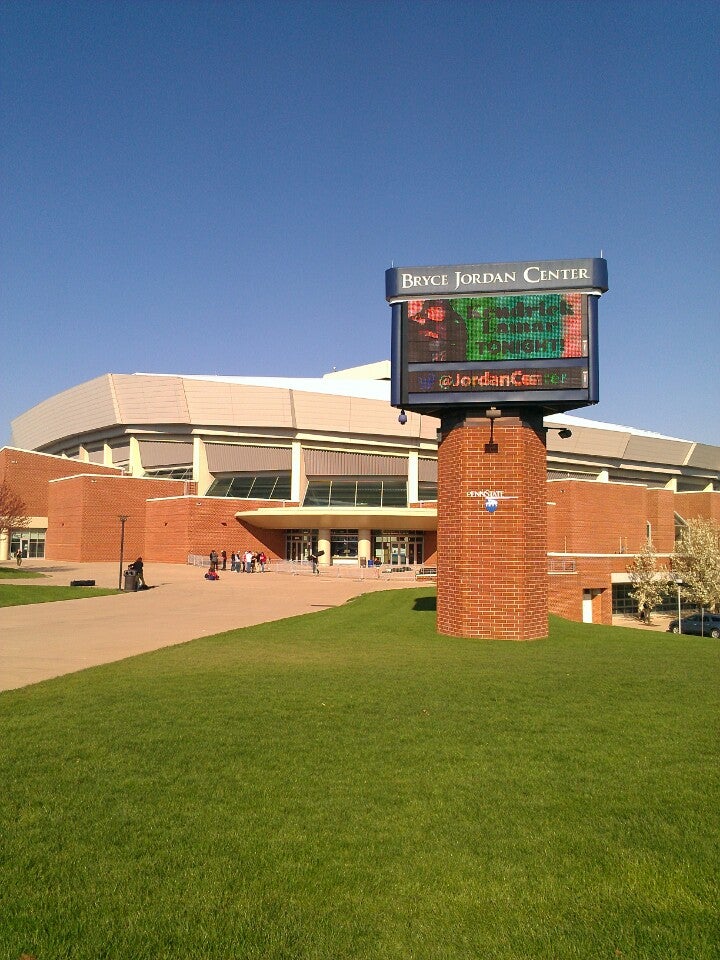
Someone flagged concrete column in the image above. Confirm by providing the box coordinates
[193,437,212,496]
[358,527,372,564]
[407,451,419,504]
[78,445,89,463]
[318,528,331,567]
[128,437,144,477]
[103,443,114,467]
[436,411,548,641]
[291,441,304,503]
[0,530,9,562]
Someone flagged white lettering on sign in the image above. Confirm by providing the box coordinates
[467,490,519,502]
[523,266,590,283]
[400,273,449,288]
[454,271,517,288]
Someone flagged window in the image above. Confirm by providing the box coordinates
[144,466,194,480]
[303,479,407,508]
[417,481,438,502]
[10,529,46,559]
[612,582,676,615]
[207,474,291,500]
[331,530,358,559]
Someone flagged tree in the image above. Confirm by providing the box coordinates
[627,540,667,623]
[0,483,30,547]
[672,518,720,613]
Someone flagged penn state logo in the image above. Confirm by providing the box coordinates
[485,497,498,513]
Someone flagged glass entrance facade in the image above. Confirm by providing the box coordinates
[285,530,317,562]
[10,529,46,559]
[372,531,424,566]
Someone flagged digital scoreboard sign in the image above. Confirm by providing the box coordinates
[387,258,607,415]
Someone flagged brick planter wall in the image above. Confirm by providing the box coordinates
[437,412,548,640]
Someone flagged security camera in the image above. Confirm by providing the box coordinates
[398,409,408,425]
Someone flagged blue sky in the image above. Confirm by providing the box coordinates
[2,0,718,445]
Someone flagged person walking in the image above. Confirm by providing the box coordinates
[221,549,227,571]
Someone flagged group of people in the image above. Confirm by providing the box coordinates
[232,549,267,573]
[206,548,267,579]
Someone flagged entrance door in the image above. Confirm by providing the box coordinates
[374,532,424,566]
[285,530,317,562]
[582,589,602,623]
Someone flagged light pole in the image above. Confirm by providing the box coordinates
[673,575,682,634]
[118,515,129,589]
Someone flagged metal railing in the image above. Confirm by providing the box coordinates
[187,555,432,581]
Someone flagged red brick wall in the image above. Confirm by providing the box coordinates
[674,491,720,524]
[437,414,548,640]
[0,447,121,516]
[423,530,437,565]
[547,480,676,555]
[548,556,615,624]
[144,497,288,563]
[45,475,187,561]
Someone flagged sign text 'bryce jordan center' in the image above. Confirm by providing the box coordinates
[387,258,608,415]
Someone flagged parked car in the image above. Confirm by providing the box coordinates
[667,612,720,637]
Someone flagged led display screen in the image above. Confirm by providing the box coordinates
[389,258,605,414]
[406,294,587,363]
[407,365,588,394]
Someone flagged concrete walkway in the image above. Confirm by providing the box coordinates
[0,560,415,692]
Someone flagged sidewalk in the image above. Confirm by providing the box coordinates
[0,560,416,692]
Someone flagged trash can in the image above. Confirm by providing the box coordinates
[123,569,138,592]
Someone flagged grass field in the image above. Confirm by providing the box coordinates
[0,566,45,580]
[1,589,717,960]
[0,584,118,606]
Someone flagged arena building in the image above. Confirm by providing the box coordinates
[3,362,720,625]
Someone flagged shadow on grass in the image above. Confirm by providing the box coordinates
[413,595,436,612]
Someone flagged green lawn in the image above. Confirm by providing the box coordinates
[0,566,45,580]
[0,584,118,606]
[1,589,717,960]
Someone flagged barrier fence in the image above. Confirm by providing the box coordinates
[186,555,435,582]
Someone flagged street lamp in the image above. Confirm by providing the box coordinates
[118,515,129,589]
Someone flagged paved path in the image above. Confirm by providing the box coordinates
[0,561,414,692]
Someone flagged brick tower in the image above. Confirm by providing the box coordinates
[436,410,548,640]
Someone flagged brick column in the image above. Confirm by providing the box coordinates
[437,410,548,640]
